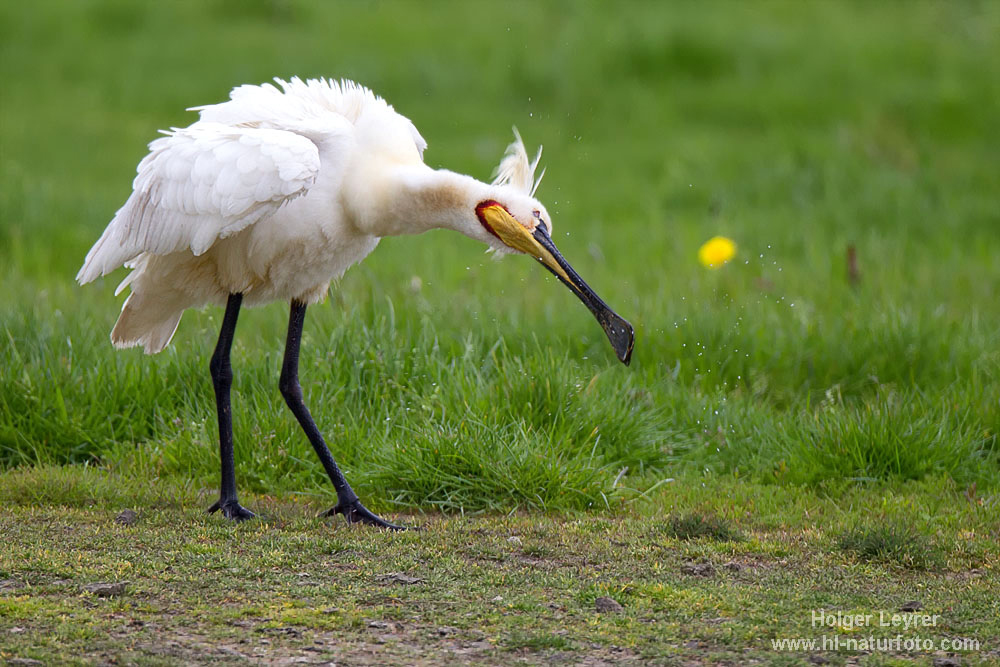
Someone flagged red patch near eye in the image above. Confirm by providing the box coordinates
[475,200,506,240]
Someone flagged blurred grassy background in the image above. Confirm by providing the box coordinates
[1,1,998,511]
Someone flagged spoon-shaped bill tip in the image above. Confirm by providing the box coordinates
[531,226,635,366]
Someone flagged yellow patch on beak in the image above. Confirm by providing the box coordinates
[478,204,572,285]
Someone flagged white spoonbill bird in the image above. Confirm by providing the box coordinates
[78,78,634,529]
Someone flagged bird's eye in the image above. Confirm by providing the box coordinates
[532,210,541,219]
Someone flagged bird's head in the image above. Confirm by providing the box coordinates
[471,131,634,365]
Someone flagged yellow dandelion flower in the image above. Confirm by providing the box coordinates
[698,236,737,269]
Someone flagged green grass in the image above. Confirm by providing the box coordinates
[2,1,998,509]
[667,512,743,542]
[837,522,942,570]
[0,473,998,665]
[1,1,1000,662]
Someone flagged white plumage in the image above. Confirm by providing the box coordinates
[493,127,544,196]
[79,77,552,353]
[78,77,632,526]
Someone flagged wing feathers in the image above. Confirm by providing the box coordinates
[78,77,429,286]
[77,124,320,283]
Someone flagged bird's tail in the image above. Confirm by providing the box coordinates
[111,290,185,354]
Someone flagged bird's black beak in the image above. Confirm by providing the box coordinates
[531,225,634,365]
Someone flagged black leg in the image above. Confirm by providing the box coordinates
[206,293,256,521]
[279,300,404,530]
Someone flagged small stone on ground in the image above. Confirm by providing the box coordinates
[0,579,23,591]
[595,596,623,613]
[114,509,139,526]
[932,658,962,667]
[680,562,715,577]
[376,572,423,585]
[83,581,128,597]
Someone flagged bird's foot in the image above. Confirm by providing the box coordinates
[323,498,405,530]
[207,498,257,522]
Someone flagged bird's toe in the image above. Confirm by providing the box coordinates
[208,499,258,522]
[324,499,406,530]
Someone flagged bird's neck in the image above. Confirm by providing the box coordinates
[346,163,494,243]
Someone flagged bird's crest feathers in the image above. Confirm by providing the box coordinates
[492,128,544,197]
